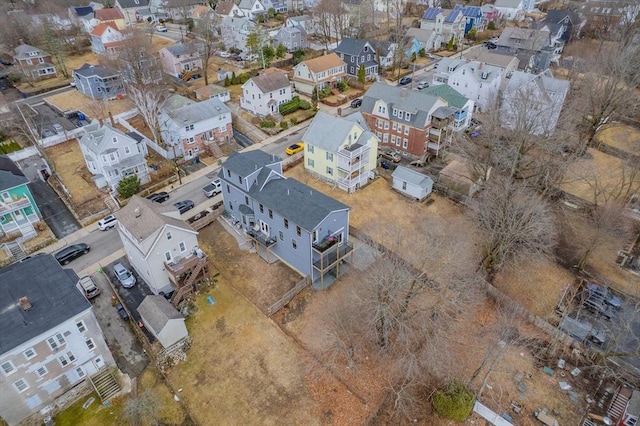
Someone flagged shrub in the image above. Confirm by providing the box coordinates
[224,75,230,86]
[432,381,474,422]
[260,120,276,128]
[0,140,21,154]
[117,175,141,199]
[279,96,301,115]
[290,117,298,125]
[488,21,496,30]
[299,99,311,110]
[239,73,251,84]
[337,80,348,92]
[419,47,426,57]
[280,121,288,129]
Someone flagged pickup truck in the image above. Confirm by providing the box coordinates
[203,179,222,198]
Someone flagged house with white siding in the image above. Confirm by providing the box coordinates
[292,53,346,96]
[240,70,293,117]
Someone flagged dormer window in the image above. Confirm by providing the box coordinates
[113,137,117,143]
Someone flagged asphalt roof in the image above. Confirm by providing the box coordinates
[137,295,183,334]
[302,111,360,151]
[334,38,372,57]
[79,121,138,156]
[361,82,440,128]
[94,7,124,20]
[497,27,550,51]
[74,63,120,79]
[116,0,149,8]
[0,254,89,354]
[494,0,523,8]
[14,44,48,60]
[0,155,28,191]
[461,49,519,69]
[223,150,281,177]
[420,84,469,109]
[299,53,345,73]
[162,95,230,126]
[163,43,200,57]
[392,165,434,188]
[244,71,290,94]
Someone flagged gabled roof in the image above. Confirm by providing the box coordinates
[287,14,311,23]
[138,295,183,334]
[420,84,469,109]
[506,70,569,99]
[13,44,49,60]
[71,5,95,17]
[302,111,361,151]
[445,6,463,23]
[223,150,281,177]
[94,7,124,20]
[494,0,523,8]
[461,5,482,17]
[334,38,373,57]
[115,195,196,243]
[405,27,434,43]
[163,95,230,127]
[370,40,394,56]
[117,0,149,8]
[244,70,290,93]
[422,7,443,20]
[362,83,440,129]
[79,121,138,156]
[278,26,305,37]
[0,254,89,354]
[497,27,550,51]
[436,57,502,84]
[195,84,229,98]
[163,43,200,58]
[300,53,345,73]
[460,49,519,69]
[392,166,434,188]
[0,155,28,191]
[215,0,238,15]
[74,63,120,79]
[91,21,120,37]
[238,0,261,10]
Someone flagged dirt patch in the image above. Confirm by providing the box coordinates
[44,91,136,118]
[595,123,640,155]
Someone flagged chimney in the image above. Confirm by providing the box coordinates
[135,207,141,217]
[479,62,483,69]
[19,297,32,311]
[109,111,115,126]
[98,117,104,126]
[401,88,407,97]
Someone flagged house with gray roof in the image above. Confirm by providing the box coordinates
[370,40,396,69]
[495,27,557,72]
[0,255,116,426]
[115,196,207,302]
[68,3,103,32]
[158,95,233,160]
[220,16,255,51]
[137,296,188,348]
[460,49,519,78]
[360,82,448,158]
[392,166,434,201]
[500,70,569,136]
[73,63,125,100]
[159,43,203,79]
[115,0,150,25]
[420,6,465,45]
[238,0,266,20]
[334,38,378,80]
[494,0,533,21]
[240,70,293,117]
[302,111,379,193]
[12,44,56,81]
[273,25,308,52]
[0,156,41,241]
[78,121,150,191]
[285,15,315,35]
[220,150,352,288]
[404,27,439,58]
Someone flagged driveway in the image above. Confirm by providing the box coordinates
[27,179,81,238]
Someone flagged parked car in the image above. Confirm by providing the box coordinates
[378,149,401,163]
[53,123,64,134]
[399,76,412,85]
[285,142,305,155]
[155,25,167,32]
[350,98,362,108]
[484,41,497,49]
[203,179,222,198]
[113,263,136,288]
[173,200,195,214]
[218,51,231,58]
[585,282,622,309]
[54,243,90,265]
[97,214,117,231]
[417,80,429,90]
[146,192,170,203]
[116,304,129,320]
[78,275,101,299]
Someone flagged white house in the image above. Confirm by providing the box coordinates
[78,121,150,191]
[500,70,569,136]
[159,95,234,160]
[115,0,150,25]
[195,84,231,102]
[432,57,503,112]
[214,0,244,18]
[238,0,266,21]
[493,0,533,21]
[115,196,206,299]
[392,166,434,201]
[292,52,346,96]
[285,15,315,35]
[420,7,465,45]
[220,16,255,51]
[0,255,117,426]
[90,22,126,58]
[240,70,293,117]
[137,296,188,349]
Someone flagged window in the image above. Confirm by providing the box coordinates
[307,145,314,153]
[238,176,243,185]
[164,251,171,262]
[279,231,284,241]
[383,134,388,142]
[404,126,410,135]
[86,339,95,350]
[226,169,231,178]
[403,139,408,148]
[76,321,86,333]
[326,152,333,161]
[259,204,264,213]
[24,348,36,360]
[76,367,85,378]
[47,333,65,350]
[1,361,15,376]
[296,226,301,236]
[292,239,297,249]
[109,153,116,161]
[124,146,130,155]
[179,242,186,252]
[391,135,396,144]
[326,166,333,175]
[220,124,227,132]
[185,124,194,131]
[166,231,172,240]
[59,355,69,367]
[283,218,289,228]
[307,158,314,167]
[268,209,273,219]
[36,366,48,377]
[226,184,230,193]
[312,229,318,242]
[384,121,389,130]
[14,379,28,393]
[392,122,397,130]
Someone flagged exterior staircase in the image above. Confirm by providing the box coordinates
[5,240,27,261]
[105,194,120,212]
[170,257,207,306]
[89,368,121,402]
[209,142,224,158]
[607,385,632,423]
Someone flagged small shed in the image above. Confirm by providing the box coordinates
[391,166,433,201]
[195,84,231,102]
[137,295,188,349]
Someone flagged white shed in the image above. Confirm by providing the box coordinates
[137,295,188,349]
[391,166,434,201]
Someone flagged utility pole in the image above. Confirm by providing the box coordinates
[171,144,182,185]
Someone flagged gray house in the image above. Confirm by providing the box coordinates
[73,63,125,100]
[220,150,352,289]
[334,38,378,80]
[137,296,188,349]
[391,166,433,201]
[273,25,308,52]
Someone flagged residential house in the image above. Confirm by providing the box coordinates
[220,16,255,51]
[580,0,640,28]
[214,0,244,18]
[617,388,640,426]
[273,25,308,52]
[292,53,346,96]
[404,28,438,58]
[542,9,586,43]
[30,13,74,32]
[238,0,266,21]
[0,255,117,426]
[285,15,315,35]
[370,40,396,69]
[220,150,352,288]
[159,95,233,160]
[90,22,126,58]
[420,6,465,46]
[195,84,231,102]
[73,63,125,100]
[391,166,434,201]
[115,196,207,303]
[240,70,293,117]
[481,4,499,22]
[459,49,520,80]
[285,0,304,12]
[68,3,103,32]
[360,82,448,158]
[159,43,203,80]
[431,57,503,112]
[119,49,163,84]
[150,0,203,20]
[262,0,288,13]
[192,4,214,20]
[461,6,484,35]
[495,27,556,72]
[137,296,189,349]
[13,44,57,81]
[115,0,151,25]
[500,70,569,136]
[302,111,379,193]
[78,121,150,191]
[94,7,126,30]
[334,38,378,80]
[0,156,41,240]
[136,8,156,23]
[494,0,533,21]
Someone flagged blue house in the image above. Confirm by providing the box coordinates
[461,6,484,35]
[0,156,41,240]
[220,150,352,289]
[73,63,125,100]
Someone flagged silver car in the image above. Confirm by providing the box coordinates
[113,263,136,288]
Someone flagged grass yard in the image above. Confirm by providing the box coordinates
[44,91,136,118]
[595,123,640,155]
[54,392,123,426]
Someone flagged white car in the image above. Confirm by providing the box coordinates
[218,51,231,58]
[155,25,168,32]
[97,214,117,231]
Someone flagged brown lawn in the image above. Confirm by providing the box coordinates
[44,91,136,118]
[595,123,640,155]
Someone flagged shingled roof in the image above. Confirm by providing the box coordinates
[0,155,28,191]
[301,53,345,73]
[245,71,290,94]
[94,7,124,20]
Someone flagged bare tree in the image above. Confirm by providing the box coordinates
[312,0,335,50]
[37,17,69,78]
[192,12,221,85]
[472,177,558,272]
[122,390,161,426]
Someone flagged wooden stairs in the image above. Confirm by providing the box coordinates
[89,368,121,402]
[170,257,208,306]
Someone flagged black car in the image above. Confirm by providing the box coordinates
[116,304,129,320]
[399,77,412,85]
[54,243,90,265]
[484,42,497,49]
[350,98,362,108]
[173,200,195,214]
[147,192,170,203]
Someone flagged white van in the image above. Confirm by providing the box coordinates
[98,215,117,231]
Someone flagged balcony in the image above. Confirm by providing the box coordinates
[165,252,207,277]
[0,197,31,215]
[337,144,370,172]
[246,229,277,247]
[312,241,354,271]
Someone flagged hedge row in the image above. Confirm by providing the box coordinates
[0,141,21,154]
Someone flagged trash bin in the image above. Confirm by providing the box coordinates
[194,156,200,164]
[78,113,86,121]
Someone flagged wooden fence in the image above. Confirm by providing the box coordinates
[266,276,311,316]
